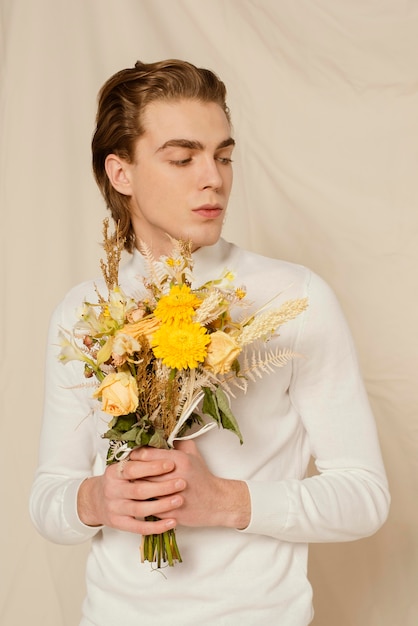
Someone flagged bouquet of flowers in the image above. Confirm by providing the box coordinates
[59,220,308,567]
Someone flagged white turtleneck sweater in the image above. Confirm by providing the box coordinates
[30,238,390,626]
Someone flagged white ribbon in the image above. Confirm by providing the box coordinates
[167,391,216,447]
[108,441,133,463]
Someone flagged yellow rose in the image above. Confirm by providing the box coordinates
[205,331,241,374]
[93,371,138,416]
[120,316,161,345]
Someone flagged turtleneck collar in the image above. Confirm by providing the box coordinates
[127,237,235,286]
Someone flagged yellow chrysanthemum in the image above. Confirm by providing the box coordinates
[154,284,201,325]
[152,322,210,369]
[235,287,247,300]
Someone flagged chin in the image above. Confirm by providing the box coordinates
[187,224,223,251]
[192,233,222,251]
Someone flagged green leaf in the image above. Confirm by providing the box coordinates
[111,413,137,434]
[102,416,141,441]
[202,387,221,425]
[135,428,151,446]
[215,387,243,444]
[119,426,142,442]
[201,386,243,444]
[102,428,127,441]
[148,430,169,449]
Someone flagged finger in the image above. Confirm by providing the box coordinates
[111,491,183,525]
[173,439,199,455]
[136,516,177,536]
[130,446,173,462]
[117,458,175,481]
[125,477,186,502]
[102,484,184,524]
[130,493,184,520]
[110,513,177,536]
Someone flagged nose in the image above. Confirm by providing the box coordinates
[199,156,223,191]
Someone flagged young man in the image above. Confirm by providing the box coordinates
[30,60,390,626]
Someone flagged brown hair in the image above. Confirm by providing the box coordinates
[92,59,231,252]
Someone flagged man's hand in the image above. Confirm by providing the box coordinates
[135,440,251,531]
[77,440,250,535]
[77,452,185,535]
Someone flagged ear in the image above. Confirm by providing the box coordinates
[105,154,132,196]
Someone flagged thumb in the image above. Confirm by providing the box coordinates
[173,438,200,456]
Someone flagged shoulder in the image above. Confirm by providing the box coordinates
[225,242,317,299]
[231,244,308,276]
[224,242,344,325]
[49,279,102,332]
[52,254,139,328]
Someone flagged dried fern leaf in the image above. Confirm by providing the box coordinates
[222,347,300,388]
[137,240,169,290]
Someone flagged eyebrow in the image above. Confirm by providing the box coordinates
[156,137,235,152]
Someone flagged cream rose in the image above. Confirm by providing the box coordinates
[111,333,141,367]
[93,371,138,416]
[205,331,242,374]
[126,304,146,323]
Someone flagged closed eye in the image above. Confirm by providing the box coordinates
[169,158,193,166]
[216,156,233,164]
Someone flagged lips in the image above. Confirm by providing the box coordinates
[193,204,223,219]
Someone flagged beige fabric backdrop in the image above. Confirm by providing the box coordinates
[1,1,417,624]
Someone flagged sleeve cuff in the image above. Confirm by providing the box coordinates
[238,480,290,537]
[63,478,104,539]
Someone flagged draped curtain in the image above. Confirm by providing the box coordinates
[1,1,417,624]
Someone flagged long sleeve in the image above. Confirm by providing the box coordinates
[242,268,390,541]
[29,285,106,544]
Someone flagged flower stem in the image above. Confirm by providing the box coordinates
[141,518,182,568]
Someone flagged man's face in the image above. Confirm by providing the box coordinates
[112,99,234,257]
